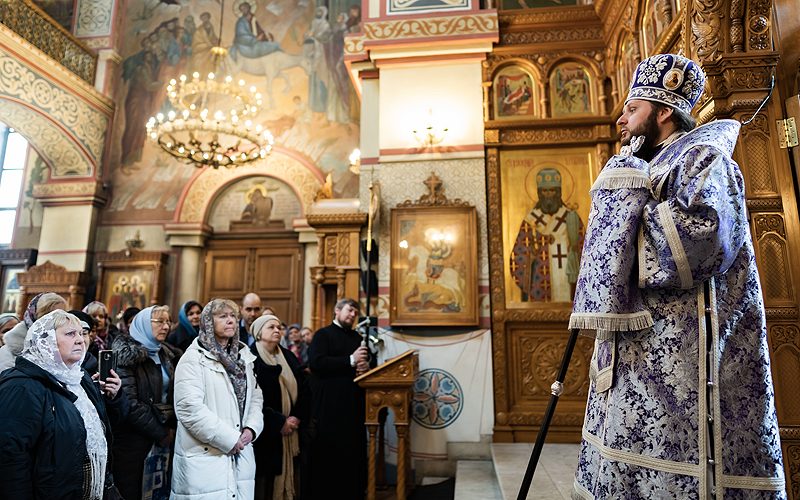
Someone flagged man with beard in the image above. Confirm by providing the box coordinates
[572,54,785,498]
[510,168,584,301]
[308,298,371,500]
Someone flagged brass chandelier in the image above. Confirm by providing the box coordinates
[146,6,272,169]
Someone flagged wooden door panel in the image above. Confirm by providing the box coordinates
[254,250,298,293]
[204,251,250,301]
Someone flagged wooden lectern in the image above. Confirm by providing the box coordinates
[355,350,419,500]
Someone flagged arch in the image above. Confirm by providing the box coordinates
[174,150,324,225]
[0,50,110,178]
[205,174,305,231]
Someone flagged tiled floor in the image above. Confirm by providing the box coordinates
[491,443,581,500]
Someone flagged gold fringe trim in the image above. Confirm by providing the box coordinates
[590,168,651,192]
[569,311,653,333]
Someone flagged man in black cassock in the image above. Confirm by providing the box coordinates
[308,298,371,500]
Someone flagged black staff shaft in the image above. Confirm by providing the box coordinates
[516,328,580,500]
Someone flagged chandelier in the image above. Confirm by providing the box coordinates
[146,9,273,168]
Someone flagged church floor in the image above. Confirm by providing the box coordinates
[377,443,581,500]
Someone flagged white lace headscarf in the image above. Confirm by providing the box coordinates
[20,310,108,500]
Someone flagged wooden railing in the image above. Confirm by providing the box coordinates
[0,0,96,84]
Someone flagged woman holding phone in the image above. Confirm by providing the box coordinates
[111,305,180,500]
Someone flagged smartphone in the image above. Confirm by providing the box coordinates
[98,350,117,381]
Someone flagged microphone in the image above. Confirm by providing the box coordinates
[355,318,371,330]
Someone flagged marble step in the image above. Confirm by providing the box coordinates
[491,443,581,500]
[453,460,502,500]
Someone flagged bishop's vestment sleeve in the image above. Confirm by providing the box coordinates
[639,145,748,290]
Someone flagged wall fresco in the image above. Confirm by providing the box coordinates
[104,0,360,224]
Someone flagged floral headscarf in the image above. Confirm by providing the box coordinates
[20,310,107,500]
[198,300,247,417]
[23,293,43,328]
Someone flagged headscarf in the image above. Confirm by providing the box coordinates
[198,300,247,417]
[178,300,201,340]
[129,306,170,403]
[252,314,299,499]
[0,313,18,331]
[23,293,43,328]
[20,310,107,500]
[82,301,110,348]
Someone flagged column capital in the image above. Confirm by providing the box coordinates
[164,223,213,248]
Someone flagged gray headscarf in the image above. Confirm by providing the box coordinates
[198,300,247,418]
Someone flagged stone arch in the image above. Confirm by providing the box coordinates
[174,150,325,225]
[0,42,111,178]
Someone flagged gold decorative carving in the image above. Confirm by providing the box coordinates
[485,129,500,144]
[337,233,350,266]
[500,126,597,144]
[746,198,782,211]
[499,27,603,46]
[765,307,799,320]
[518,336,589,397]
[0,0,96,83]
[691,0,725,63]
[760,235,792,303]
[306,212,368,226]
[397,172,471,207]
[780,427,800,439]
[362,13,498,41]
[746,0,772,51]
[324,235,338,267]
[771,324,800,349]
[177,156,321,223]
[754,214,786,238]
[498,6,598,26]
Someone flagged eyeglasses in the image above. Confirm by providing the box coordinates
[151,319,171,327]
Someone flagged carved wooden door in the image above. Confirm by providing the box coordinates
[203,234,304,324]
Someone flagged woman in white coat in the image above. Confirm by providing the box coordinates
[171,298,264,499]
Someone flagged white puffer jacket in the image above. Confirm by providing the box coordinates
[171,338,264,500]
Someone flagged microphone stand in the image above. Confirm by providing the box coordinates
[516,328,580,500]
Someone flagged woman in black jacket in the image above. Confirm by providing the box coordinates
[0,310,127,499]
[111,305,179,500]
[250,314,310,500]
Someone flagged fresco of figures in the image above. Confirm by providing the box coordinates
[106,0,362,223]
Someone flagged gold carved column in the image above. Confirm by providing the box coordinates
[690,0,800,495]
[306,212,367,331]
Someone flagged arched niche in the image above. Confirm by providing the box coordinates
[491,60,543,121]
[207,175,303,233]
[174,149,324,226]
[546,58,600,118]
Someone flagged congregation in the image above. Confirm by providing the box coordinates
[0,293,369,500]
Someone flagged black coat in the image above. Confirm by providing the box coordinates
[0,356,128,499]
[250,343,310,478]
[111,334,179,500]
[308,322,374,500]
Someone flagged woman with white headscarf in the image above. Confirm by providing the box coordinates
[0,292,67,371]
[112,305,180,500]
[171,298,264,500]
[0,312,19,347]
[0,309,126,499]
